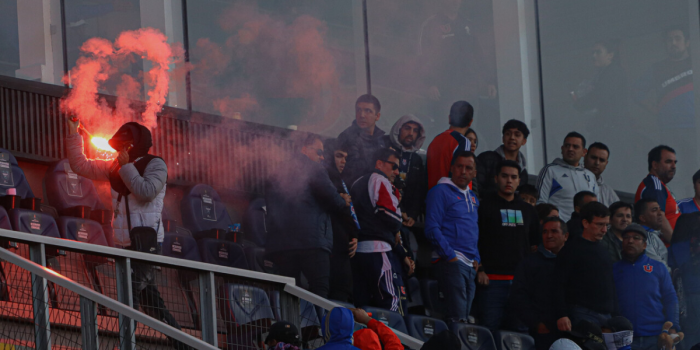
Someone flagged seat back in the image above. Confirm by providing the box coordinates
[406,277,423,310]
[404,314,448,342]
[243,246,276,274]
[56,217,108,246]
[362,306,408,333]
[198,239,248,269]
[0,206,11,230]
[44,159,104,214]
[219,284,274,325]
[0,149,34,199]
[419,279,445,318]
[8,209,60,238]
[495,331,536,350]
[163,233,201,261]
[243,197,267,246]
[450,323,497,350]
[180,184,232,234]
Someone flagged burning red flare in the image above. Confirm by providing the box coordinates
[91,136,116,160]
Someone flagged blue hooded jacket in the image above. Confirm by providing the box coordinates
[613,252,679,336]
[317,308,361,350]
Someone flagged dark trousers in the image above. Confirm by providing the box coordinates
[329,253,353,303]
[436,260,476,323]
[475,280,526,333]
[269,249,331,298]
[351,251,405,314]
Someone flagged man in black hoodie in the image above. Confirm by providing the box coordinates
[567,191,598,238]
[323,139,359,302]
[337,94,387,185]
[265,135,351,298]
[477,119,530,194]
[476,160,539,332]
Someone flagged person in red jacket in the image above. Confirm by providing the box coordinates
[426,100,474,189]
[635,145,678,240]
[350,308,403,350]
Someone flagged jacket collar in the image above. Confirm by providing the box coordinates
[538,244,557,259]
[621,252,648,265]
[438,177,469,195]
[495,145,527,171]
[388,115,426,152]
[552,158,582,169]
[348,120,385,139]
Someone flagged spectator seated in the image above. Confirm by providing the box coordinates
[0,149,34,199]
[361,306,408,333]
[450,323,497,350]
[180,184,233,240]
[495,331,535,350]
[220,284,275,347]
[404,314,448,342]
[242,197,267,247]
[198,238,248,270]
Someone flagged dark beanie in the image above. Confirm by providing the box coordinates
[449,101,474,128]
[421,330,461,350]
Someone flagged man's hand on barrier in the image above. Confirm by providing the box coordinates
[349,238,358,258]
[557,317,572,332]
[340,193,351,207]
[350,308,372,325]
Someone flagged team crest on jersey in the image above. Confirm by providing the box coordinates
[643,265,653,273]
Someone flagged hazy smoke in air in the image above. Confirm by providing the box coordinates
[61,28,178,134]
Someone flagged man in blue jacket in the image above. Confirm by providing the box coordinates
[614,223,679,350]
[425,151,480,324]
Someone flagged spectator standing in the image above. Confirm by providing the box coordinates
[536,132,599,221]
[338,95,387,185]
[382,114,427,229]
[476,160,540,332]
[518,184,539,207]
[350,148,408,313]
[536,203,560,224]
[613,224,679,350]
[584,142,619,206]
[426,101,474,189]
[510,217,570,350]
[600,202,633,263]
[567,191,598,238]
[668,212,700,347]
[635,145,679,235]
[634,198,670,270]
[554,202,616,330]
[265,135,351,299]
[477,120,531,194]
[323,139,359,302]
[677,169,700,214]
[424,151,480,324]
[466,128,479,154]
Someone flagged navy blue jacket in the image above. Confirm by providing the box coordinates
[265,154,347,254]
[614,253,679,336]
[338,121,386,185]
[424,178,480,263]
[510,245,559,331]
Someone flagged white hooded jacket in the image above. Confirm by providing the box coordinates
[536,158,599,221]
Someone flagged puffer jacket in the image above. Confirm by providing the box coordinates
[317,307,361,350]
[536,158,599,221]
[66,133,166,247]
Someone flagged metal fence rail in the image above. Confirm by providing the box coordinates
[0,228,425,349]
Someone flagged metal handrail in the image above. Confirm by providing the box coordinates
[0,244,219,350]
[0,228,296,286]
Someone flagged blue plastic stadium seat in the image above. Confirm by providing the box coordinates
[180,184,232,234]
[162,232,201,261]
[495,331,536,350]
[362,306,408,334]
[404,314,448,342]
[419,279,445,318]
[242,197,267,246]
[56,217,108,246]
[44,159,106,214]
[244,246,276,274]
[451,323,497,350]
[198,238,248,269]
[0,206,11,230]
[0,148,34,198]
[8,209,60,238]
[406,277,423,311]
[220,284,275,347]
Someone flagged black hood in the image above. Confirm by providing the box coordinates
[109,122,152,161]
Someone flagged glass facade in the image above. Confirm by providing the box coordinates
[2,0,700,196]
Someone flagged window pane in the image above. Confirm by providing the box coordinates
[0,0,64,85]
[538,0,697,196]
[186,0,365,135]
[366,0,500,150]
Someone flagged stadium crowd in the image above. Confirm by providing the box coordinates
[263,93,700,350]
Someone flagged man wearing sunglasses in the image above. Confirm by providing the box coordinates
[350,148,409,314]
[265,135,351,299]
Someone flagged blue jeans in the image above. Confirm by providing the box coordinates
[569,305,611,327]
[437,260,476,323]
[632,336,658,350]
[476,280,526,332]
[682,294,700,348]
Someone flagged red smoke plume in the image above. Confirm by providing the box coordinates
[61,28,177,133]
